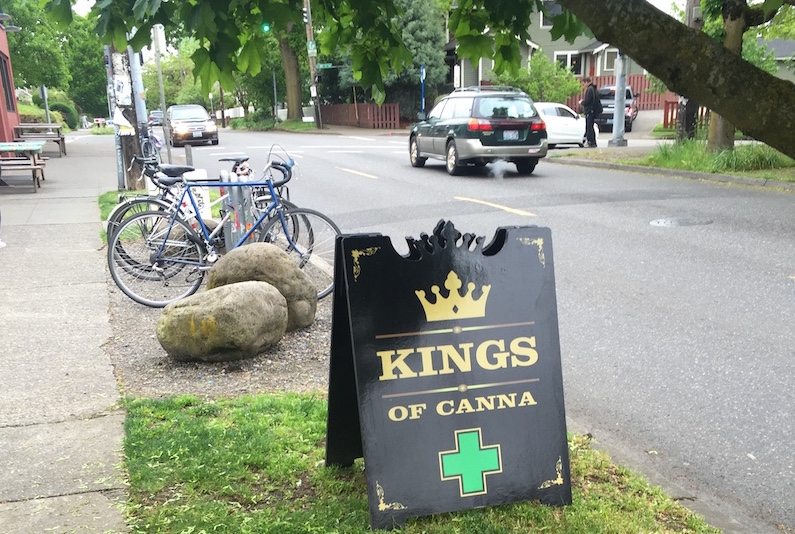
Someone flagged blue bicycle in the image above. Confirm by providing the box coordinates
[107,157,340,307]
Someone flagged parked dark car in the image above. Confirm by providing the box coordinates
[409,86,548,175]
[166,104,219,147]
[594,86,639,132]
[147,109,163,126]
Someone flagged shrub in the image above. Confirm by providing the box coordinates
[17,103,64,125]
[50,101,79,129]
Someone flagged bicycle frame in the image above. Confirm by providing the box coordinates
[152,175,292,262]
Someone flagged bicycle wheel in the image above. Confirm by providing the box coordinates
[108,210,206,307]
[106,196,172,239]
[141,138,161,163]
[260,207,340,299]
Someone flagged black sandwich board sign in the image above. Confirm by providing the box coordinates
[326,220,571,529]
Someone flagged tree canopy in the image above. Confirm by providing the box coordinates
[7,0,70,89]
[44,0,795,157]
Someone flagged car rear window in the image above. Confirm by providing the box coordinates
[598,88,633,100]
[473,96,538,119]
[171,106,209,120]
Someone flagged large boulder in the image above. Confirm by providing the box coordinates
[207,243,317,331]
[157,281,287,362]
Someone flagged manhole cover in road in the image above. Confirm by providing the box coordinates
[650,217,713,227]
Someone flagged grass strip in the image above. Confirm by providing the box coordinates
[124,393,719,533]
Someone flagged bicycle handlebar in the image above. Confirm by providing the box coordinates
[268,158,295,188]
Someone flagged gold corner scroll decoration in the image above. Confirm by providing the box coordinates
[376,481,407,511]
[351,247,380,281]
[518,237,546,267]
[538,456,564,489]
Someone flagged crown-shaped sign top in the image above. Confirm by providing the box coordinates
[415,270,491,322]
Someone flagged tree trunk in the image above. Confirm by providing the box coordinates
[279,36,302,120]
[707,3,746,152]
[559,0,795,159]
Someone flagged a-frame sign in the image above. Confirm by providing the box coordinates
[326,220,571,529]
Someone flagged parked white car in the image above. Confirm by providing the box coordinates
[534,102,597,148]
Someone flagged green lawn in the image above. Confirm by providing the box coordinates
[124,393,719,533]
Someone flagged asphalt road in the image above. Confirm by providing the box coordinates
[177,128,793,532]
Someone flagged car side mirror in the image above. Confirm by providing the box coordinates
[416,111,427,121]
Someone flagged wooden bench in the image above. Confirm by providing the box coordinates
[14,133,66,156]
[13,124,66,156]
[0,156,45,191]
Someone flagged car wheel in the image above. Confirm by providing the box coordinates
[515,159,537,175]
[445,141,462,176]
[548,143,557,149]
[409,136,427,168]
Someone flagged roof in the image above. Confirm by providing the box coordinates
[579,40,606,53]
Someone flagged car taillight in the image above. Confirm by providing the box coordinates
[530,120,546,132]
[467,119,493,132]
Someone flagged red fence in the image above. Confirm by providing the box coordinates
[564,74,676,112]
[662,100,711,129]
[319,103,401,129]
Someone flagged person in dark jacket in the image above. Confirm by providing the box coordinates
[581,77,598,147]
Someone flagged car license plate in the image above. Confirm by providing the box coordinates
[192,131,202,138]
[503,130,519,141]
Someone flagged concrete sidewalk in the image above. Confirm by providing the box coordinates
[0,136,127,532]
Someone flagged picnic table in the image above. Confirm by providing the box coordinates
[0,141,46,193]
[13,122,66,156]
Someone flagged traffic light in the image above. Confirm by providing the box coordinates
[261,21,271,32]
[302,7,309,24]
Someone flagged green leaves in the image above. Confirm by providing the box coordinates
[237,37,264,77]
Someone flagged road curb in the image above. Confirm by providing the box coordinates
[546,157,795,192]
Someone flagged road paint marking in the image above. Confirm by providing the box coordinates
[335,166,378,179]
[246,146,304,152]
[454,196,537,217]
[789,275,795,281]
[328,150,364,154]
[343,136,376,142]
[298,144,397,149]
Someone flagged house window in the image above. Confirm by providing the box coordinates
[540,1,563,29]
[0,54,15,112]
[603,49,618,71]
[554,51,583,76]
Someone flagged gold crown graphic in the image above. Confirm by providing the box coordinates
[415,270,491,322]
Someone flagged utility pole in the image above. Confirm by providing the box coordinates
[104,46,125,191]
[303,0,322,129]
[152,24,172,163]
[679,0,703,140]
[608,51,628,147]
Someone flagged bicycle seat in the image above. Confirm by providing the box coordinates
[158,164,195,177]
[218,156,249,164]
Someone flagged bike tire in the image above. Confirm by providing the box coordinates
[106,196,172,239]
[108,210,206,307]
[260,207,340,299]
[141,138,161,163]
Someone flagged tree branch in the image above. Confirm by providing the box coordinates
[559,0,795,158]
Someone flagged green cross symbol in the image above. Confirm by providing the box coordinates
[439,428,502,497]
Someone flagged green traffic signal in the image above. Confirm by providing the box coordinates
[261,21,271,32]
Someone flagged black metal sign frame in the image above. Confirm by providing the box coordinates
[326,221,571,529]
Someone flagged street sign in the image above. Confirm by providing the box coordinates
[420,64,426,82]
[326,220,572,529]
[317,63,333,69]
[307,40,317,58]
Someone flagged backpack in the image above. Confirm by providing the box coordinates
[592,88,603,115]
